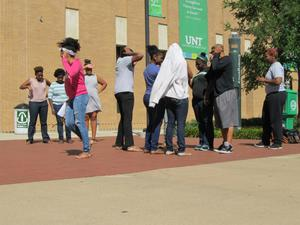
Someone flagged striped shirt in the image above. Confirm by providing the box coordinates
[48,82,68,105]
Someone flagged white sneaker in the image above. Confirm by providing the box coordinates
[165,150,175,155]
[177,152,192,156]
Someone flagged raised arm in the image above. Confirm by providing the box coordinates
[19,79,31,90]
[211,55,231,72]
[61,57,81,78]
[132,52,144,63]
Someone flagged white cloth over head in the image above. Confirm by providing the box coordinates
[149,43,189,107]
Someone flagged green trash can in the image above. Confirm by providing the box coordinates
[283,89,298,129]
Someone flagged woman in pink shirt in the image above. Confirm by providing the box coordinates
[57,38,91,159]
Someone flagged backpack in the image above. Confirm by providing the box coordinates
[283,128,300,144]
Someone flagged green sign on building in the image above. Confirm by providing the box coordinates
[149,0,162,17]
[179,0,208,59]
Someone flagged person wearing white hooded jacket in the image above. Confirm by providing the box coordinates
[149,43,190,156]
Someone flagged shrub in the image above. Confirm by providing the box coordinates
[185,120,262,139]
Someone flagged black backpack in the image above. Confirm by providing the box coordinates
[283,128,300,144]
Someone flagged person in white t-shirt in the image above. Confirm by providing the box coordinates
[114,47,144,151]
[255,48,286,150]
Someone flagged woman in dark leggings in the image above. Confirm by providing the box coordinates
[255,48,286,150]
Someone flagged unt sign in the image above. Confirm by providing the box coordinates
[179,0,208,59]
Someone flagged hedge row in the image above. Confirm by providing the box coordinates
[185,120,262,139]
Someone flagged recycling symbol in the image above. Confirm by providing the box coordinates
[290,100,297,112]
[17,111,29,129]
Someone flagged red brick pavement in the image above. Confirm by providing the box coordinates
[0,137,299,185]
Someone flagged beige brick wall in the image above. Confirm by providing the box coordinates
[1,0,291,132]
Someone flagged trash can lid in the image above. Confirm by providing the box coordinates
[14,103,29,109]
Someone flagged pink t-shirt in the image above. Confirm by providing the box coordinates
[62,57,87,99]
[29,78,47,102]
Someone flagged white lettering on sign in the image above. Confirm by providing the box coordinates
[185,35,203,47]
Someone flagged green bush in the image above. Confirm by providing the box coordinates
[185,120,262,139]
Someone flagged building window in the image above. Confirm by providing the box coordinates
[245,39,251,53]
[158,24,168,50]
[116,17,127,46]
[216,34,223,45]
[65,8,79,39]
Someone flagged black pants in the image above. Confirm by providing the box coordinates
[192,98,214,148]
[28,100,50,141]
[115,92,134,148]
[261,91,286,145]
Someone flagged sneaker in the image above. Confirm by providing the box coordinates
[194,144,202,150]
[215,145,233,154]
[254,142,269,148]
[113,145,122,150]
[150,149,164,154]
[66,139,73,144]
[43,139,50,144]
[143,149,150,153]
[214,143,224,152]
[199,145,210,151]
[26,139,33,144]
[165,150,175,155]
[269,144,282,150]
[58,140,64,144]
[177,152,192,156]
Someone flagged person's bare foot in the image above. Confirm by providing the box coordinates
[90,139,97,145]
[75,152,92,159]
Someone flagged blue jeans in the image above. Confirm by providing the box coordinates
[65,94,90,152]
[53,104,71,141]
[165,97,188,153]
[143,94,165,151]
[192,98,214,148]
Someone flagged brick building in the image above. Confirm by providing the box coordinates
[0,0,297,132]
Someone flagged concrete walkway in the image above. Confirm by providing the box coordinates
[1,154,300,225]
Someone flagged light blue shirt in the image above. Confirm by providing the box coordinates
[48,82,68,105]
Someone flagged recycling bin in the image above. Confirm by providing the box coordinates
[283,89,298,129]
[14,103,29,134]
